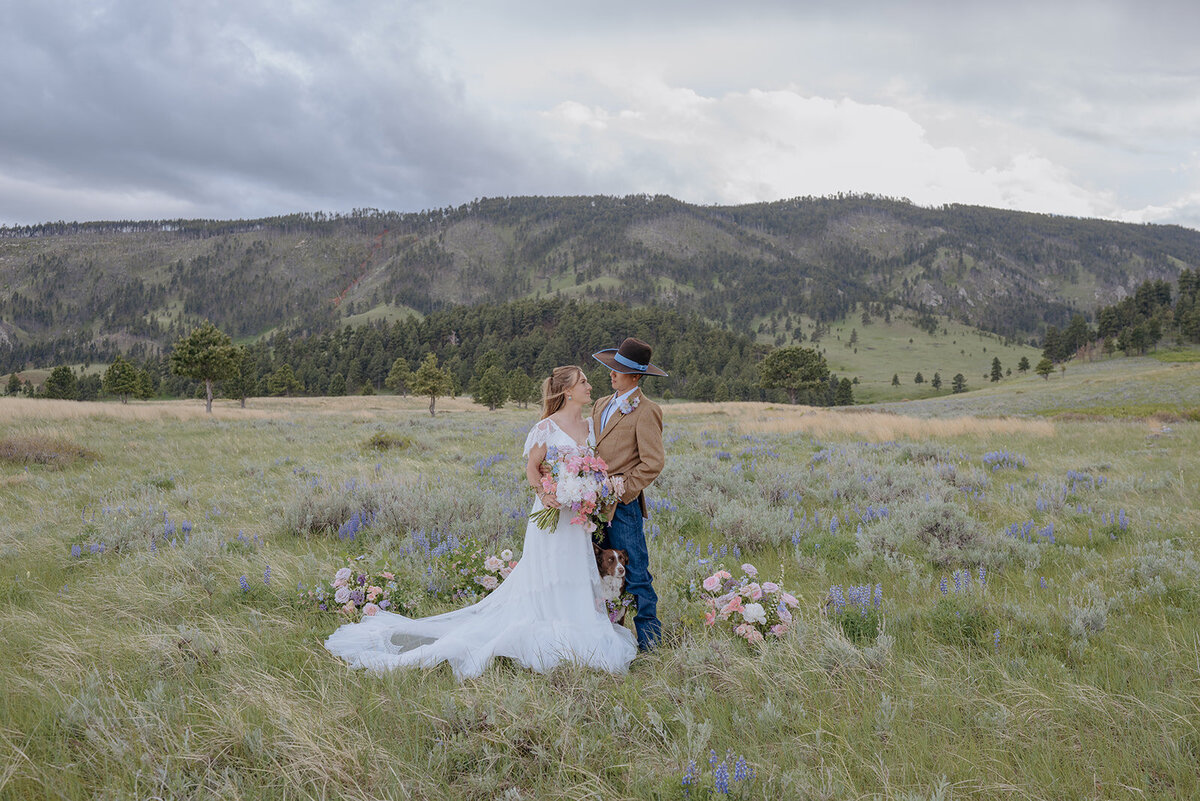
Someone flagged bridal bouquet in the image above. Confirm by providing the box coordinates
[531,448,620,535]
[700,562,800,644]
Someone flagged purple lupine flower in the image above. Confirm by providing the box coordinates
[239,575,250,592]
[263,565,271,585]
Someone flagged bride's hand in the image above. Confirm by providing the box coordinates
[540,492,561,509]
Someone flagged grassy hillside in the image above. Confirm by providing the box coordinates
[1,375,1197,798]
[3,196,1199,373]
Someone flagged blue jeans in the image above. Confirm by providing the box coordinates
[600,499,661,650]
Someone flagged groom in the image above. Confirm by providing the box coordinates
[591,337,667,651]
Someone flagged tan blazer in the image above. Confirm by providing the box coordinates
[592,388,665,518]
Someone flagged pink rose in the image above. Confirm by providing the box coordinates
[770,624,787,637]
[341,601,356,615]
[702,574,723,592]
[477,575,499,590]
[716,570,731,581]
[499,567,513,580]
[781,593,799,608]
[762,582,779,594]
[778,606,793,623]
[381,572,395,580]
[721,596,744,616]
[741,563,758,577]
[484,556,504,572]
[363,603,380,616]
[746,629,765,644]
[704,612,716,626]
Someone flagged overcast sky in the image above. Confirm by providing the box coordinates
[2,0,1198,229]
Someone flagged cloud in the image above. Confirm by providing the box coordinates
[0,1,1197,229]
[540,80,1121,219]
[0,0,545,223]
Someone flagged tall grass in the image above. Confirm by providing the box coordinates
[1,393,1197,799]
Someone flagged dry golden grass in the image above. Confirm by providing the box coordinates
[665,401,1056,440]
[0,395,484,422]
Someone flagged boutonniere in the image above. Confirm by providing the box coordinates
[616,396,640,415]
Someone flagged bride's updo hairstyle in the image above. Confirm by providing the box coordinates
[540,366,584,419]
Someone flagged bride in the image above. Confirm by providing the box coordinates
[324,365,637,680]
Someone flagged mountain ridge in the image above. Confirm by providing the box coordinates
[2,194,1197,371]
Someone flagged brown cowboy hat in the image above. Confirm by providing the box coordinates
[591,337,668,377]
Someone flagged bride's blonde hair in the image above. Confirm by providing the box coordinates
[541,366,584,419]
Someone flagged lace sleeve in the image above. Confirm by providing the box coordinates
[522,418,556,458]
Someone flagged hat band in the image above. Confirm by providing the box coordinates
[614,352,648,372]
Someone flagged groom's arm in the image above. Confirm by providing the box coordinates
[618,403,665,504]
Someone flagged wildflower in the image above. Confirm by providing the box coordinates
[1039,576,1047,589]
[239,575,250,592]
[70,544,82,558]
[742,603,767,625]
[681,759,700,791]
[263,565,272,585]
[713,760,731,795]
[994,630,1001,650]
[939,576,948,595]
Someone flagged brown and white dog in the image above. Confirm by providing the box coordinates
[594,543,630,624]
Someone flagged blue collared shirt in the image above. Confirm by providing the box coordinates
[600,388,638,431]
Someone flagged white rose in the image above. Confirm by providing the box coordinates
[742,602,767,625]
[334,586,351,605]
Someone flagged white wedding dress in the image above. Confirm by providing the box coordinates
[325,417,637,680]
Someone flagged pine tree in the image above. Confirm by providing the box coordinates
[474,365,509,410]
[222,347,258,408]
[169,321,239,413]
[951,373,967,393]
[385,357,411,396]
[914,372,924,384]
[990,356,1003,382]
[891,373,900,386]
[44,365,79,400]
[834,377,854,406]
[411,353,453,417]
[267,364,302,396]
[758,346,829,405]
[102,356,140,403]
[1035,357,1054,379]
[931,372,942,390]
[1017,356,1030,373]
[506,369,538,409]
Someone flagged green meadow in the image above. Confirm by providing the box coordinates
[1,363,1198,799]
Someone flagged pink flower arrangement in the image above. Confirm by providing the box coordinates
[699,562,800,644]
[531,451,619,535]
[440,539,520,602]
[304,558,419,622]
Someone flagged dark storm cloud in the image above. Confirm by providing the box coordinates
[0,0,561,223]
